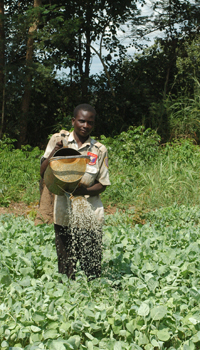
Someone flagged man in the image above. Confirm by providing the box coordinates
[40,104,110,280]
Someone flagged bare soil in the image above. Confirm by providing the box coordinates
[0,202,39,218]
[0,202,117,218]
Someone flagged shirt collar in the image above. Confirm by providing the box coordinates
[68,130,92,148]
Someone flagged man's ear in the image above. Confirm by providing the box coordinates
[72,117,75,126]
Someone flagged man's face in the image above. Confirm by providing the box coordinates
[72,110,95,139]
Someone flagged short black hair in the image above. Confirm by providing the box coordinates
[73,104,96,118]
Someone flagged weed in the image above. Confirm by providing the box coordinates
[1,132,200,215]
[0,137,43,206]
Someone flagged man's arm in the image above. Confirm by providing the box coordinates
[73,181,106,197]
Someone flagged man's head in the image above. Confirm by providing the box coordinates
[73,104,96,119]
[72,104,96,141]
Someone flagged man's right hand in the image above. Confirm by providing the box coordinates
[53,141,63,154]
[40,141,63,177]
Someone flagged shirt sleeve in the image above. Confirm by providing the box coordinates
[96,145,111,186]
[43,133,63,159]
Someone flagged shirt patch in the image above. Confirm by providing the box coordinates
[104,156,109,168]
[87,152,98,165]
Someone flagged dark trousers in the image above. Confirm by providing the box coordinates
[54,224,102,280]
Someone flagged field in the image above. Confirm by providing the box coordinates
[1,206,200,349]
[1,130,200,349]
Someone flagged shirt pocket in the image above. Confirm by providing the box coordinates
[80,164,98,187]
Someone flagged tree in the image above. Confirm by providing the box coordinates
[176,34,200,87]
[0,0,4,138]
[18,0,42,147]
[42,0,144,100]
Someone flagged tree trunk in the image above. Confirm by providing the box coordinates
[0,0,5,139]
[81,7,91,100]
[77,4,92,100]
[78,29,84,97]
[18,0,41,147]
[90,44,116,98]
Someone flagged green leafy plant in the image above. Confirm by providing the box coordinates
[0,138,43,206]
[1,205,200,349]
[101,126,161,167]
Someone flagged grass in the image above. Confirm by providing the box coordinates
[0,143,43,207]
[1,133,200,215]
[101,138,200,212]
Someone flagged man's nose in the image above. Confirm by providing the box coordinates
[83,122,90,128]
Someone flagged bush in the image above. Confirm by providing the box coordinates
[101,126,161,167]
[0,137,43,206]
[161,138,200,163]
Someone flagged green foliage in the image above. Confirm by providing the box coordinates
[168,88,200,140]
[101,136,200,210]
[1,131,200,212]
[176,35,200,85]
[95,40,178,139]
[100,126,161,209]
[0,137,42,206]
[162,138,199,163]
[2,0,200,145]
[2,205,200,348]
[0,135,17,151]
[101,126,161,166]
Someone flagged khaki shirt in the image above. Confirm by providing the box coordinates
[43,130,110,226]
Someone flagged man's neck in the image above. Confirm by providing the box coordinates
[73,131,90,148]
